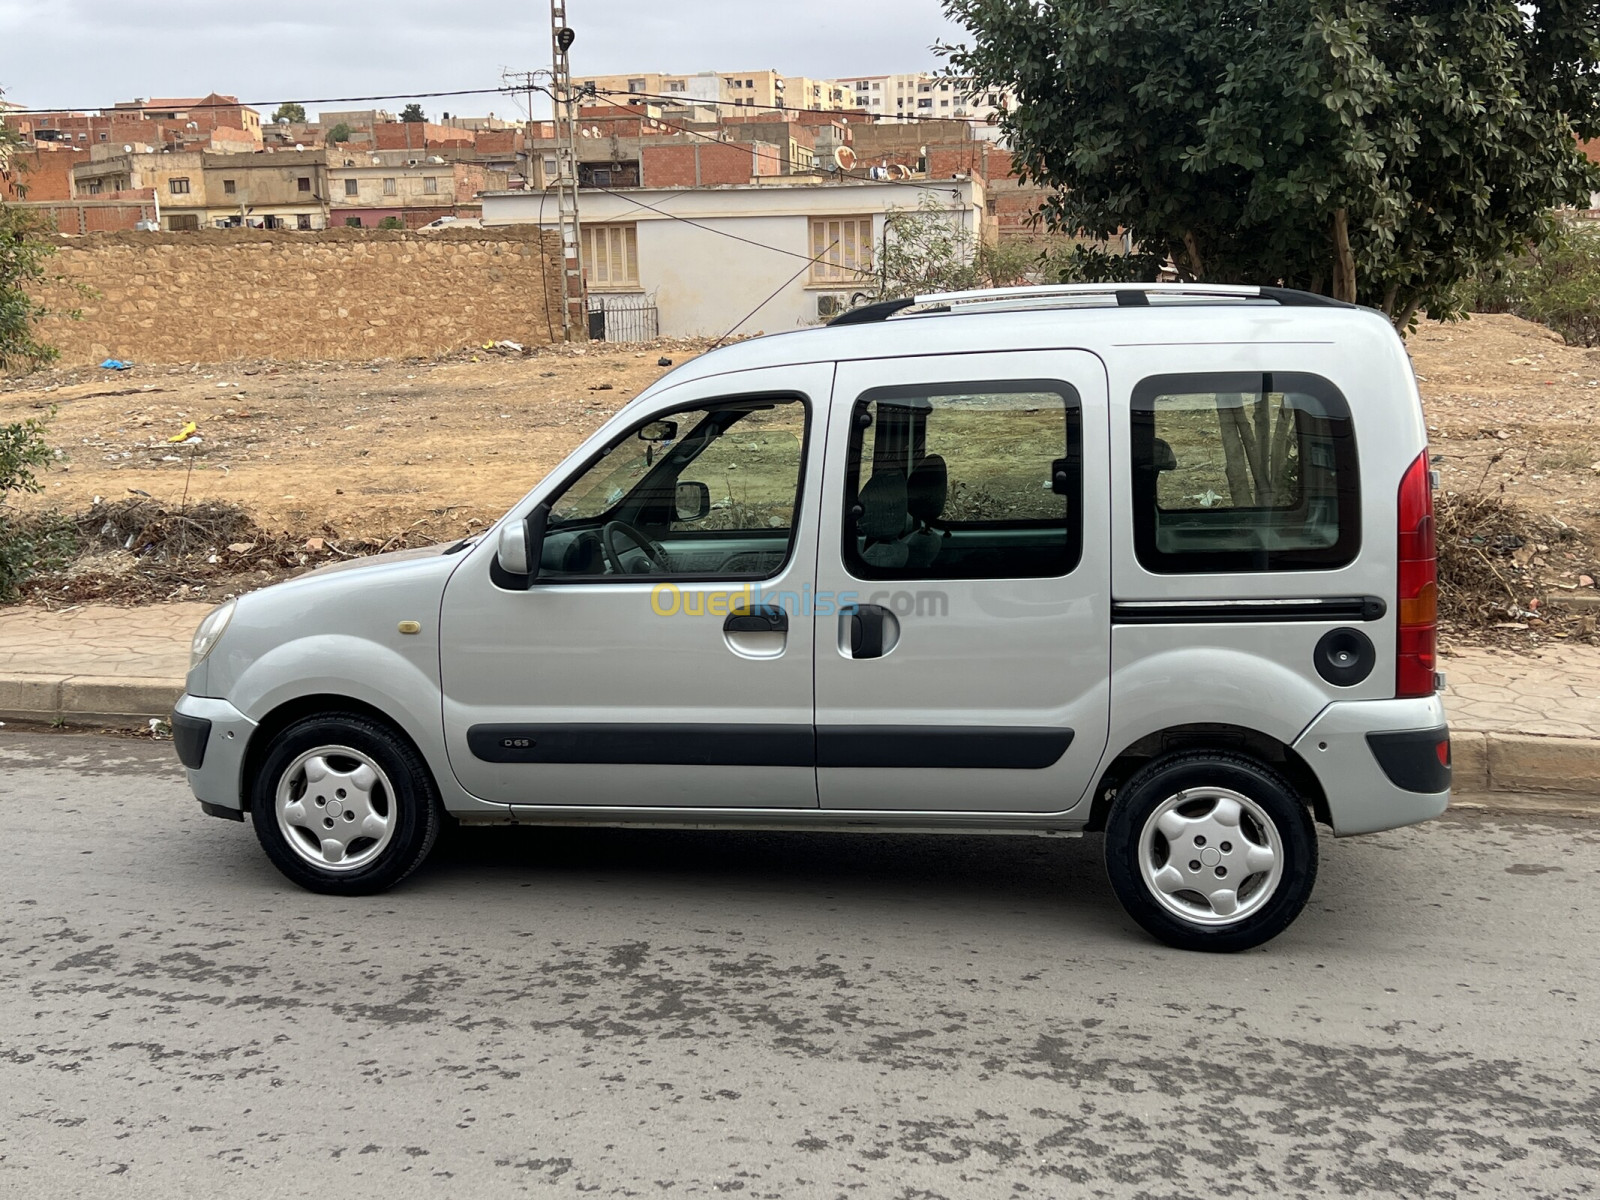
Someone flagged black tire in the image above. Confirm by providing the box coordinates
[250,712,441,895]
[1103,751,1318,952]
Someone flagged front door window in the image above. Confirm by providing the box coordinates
[541,396,808,580]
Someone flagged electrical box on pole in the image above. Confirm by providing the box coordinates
[551,1,585,341]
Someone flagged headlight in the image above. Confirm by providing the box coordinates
[190,600,236,670]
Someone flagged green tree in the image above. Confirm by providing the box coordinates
[0,412,74,602]
[271,102,307,125]
[327,122,353,143]
[941,0,1600,329]
[1467,219,1600,345]
[399,103,426,123]
[877,194,1057,297]
[1,94,59,373]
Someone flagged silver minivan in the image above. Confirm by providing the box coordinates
[173,284,1449,951]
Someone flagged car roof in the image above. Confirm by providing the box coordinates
[654,292,1400,393]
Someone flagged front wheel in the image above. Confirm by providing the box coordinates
[1104,752,1318,952]
[250,713,441,895]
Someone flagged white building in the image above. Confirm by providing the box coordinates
[481,179,985,339]
[828,73,1013,129]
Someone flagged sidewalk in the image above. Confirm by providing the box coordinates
[0,602,210,727]
[0,602,1596,802]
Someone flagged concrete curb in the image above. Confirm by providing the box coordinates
[0,673,183,728]
[1451,730,1600,801]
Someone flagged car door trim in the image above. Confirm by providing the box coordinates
[816,726,1073,769]
[467,723,815,766]
[1111,595,1386,624]
[467,723,1073,769]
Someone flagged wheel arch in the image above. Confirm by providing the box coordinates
[240,693,432,812]
[1084,722,1331,832]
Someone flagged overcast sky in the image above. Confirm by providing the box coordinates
[0,0,970,119]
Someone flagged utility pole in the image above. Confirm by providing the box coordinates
[550,1,585,341]
[499,67,542,198]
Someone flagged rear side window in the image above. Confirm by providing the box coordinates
[1131,372,1358,573]
[843,380,1082,580]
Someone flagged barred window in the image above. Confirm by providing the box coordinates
[809,216,874,284]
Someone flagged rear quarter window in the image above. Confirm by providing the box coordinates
[1131,372,1359,574]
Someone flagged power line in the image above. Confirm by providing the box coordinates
[5,87,522,118]
[709,238,839,348]
[588,86,1005,128]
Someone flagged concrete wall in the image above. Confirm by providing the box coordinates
[29,227,564,365]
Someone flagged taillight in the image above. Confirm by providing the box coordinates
[1396,451,1437,697]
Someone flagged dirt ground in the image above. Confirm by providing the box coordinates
[0,340,699,540]
[2,314,1598,632]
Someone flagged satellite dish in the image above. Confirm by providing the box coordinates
[833,145,857,171]
[122,143,132,153]
[294,143,304,151]
[887,163,910,180]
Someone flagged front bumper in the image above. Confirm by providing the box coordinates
[1293,694,1450,836]
[172,693,257,814]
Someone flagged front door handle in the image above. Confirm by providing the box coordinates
[847,603,893,659]
[724,604,788,634]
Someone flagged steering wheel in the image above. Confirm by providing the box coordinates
[600,520,672,575]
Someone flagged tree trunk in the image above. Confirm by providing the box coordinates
[1332,208,1357,303]
[1217,402,1257,506]
[1181,230,1204,279]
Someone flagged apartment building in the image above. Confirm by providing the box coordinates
[328,150,503,227]
[574,69,810,112]
[73,147,329,229]
[835,73,1013,126]
[575,71,726,106]
[111,94,262,139]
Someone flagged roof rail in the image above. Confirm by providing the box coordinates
[826,283,1353,326]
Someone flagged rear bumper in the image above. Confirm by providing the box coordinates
[172,693,256,813]
[1293,694,1450,835]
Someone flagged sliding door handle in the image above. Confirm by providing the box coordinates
[845,603,893,659]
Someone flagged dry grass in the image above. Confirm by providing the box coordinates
[19,497,427,606]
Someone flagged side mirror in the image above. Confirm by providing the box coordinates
[675,480,711,522]
[638,419,678,443]
[496,517,529,576]
[496,502,550,580]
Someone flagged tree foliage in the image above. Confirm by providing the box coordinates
[941,0,1600,328]
[327,122,353,144]
[0,94,59,373]
[399,103,426,123]
[1466,218,1600,345]
[271,102,307,125]
[0,412,72,602]
[877,195,1053,297]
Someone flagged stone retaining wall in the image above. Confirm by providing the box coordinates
[31,226,564,364]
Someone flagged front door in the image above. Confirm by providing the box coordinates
[813,351,1111,813]
[439,364,830,809]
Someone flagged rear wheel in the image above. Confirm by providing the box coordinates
[1104,752,1317,952]
[250,713,441,895]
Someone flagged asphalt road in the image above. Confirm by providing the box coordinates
[1,730,1598,1199]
